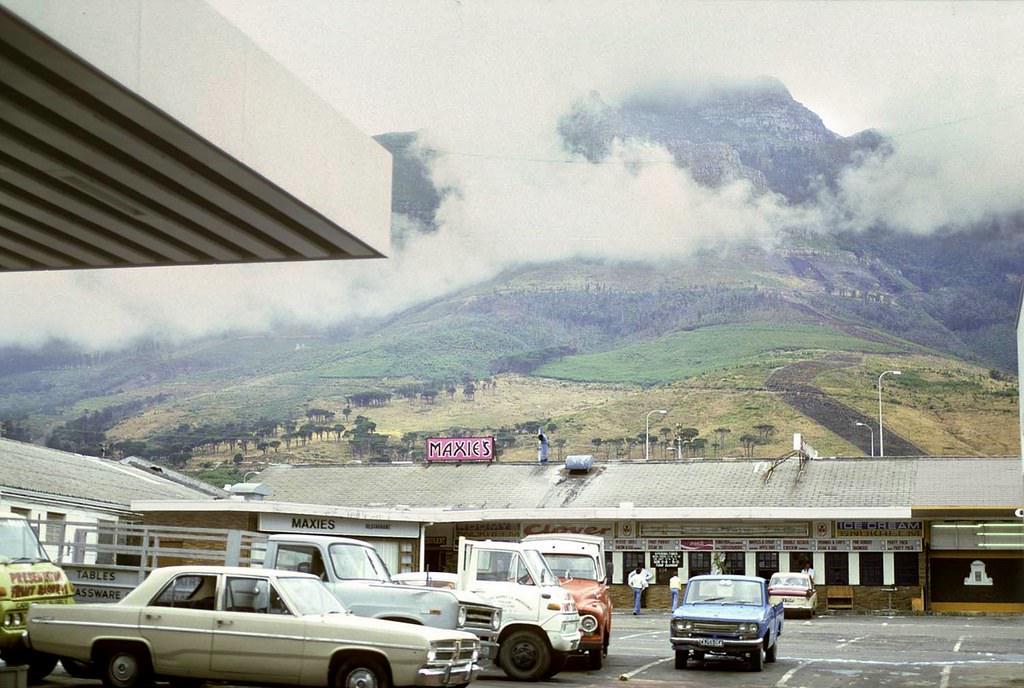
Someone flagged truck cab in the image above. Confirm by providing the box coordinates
[521,533,612,669]
[457,537,581,681]
[264,534,501,658]
[0,511,74,682]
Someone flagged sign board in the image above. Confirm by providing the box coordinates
[835,520,922,537]
[522,522,613,537]
[425,436,494,462]
[259,513,420,539]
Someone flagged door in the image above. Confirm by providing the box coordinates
[209,575,302,682]
[139,573,216,677]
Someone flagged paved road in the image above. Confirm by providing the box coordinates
[36,611,1024,688]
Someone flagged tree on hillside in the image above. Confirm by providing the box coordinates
[739,433,759,458]
[553,438,566,461]
[714,427,731,451]
[342,406,352,423]
[269,440,281,453]
[591,438,603,456]
[333,424,345,441]
[447,382,457,399]
[463,382,475,401]
[754,423,776,443]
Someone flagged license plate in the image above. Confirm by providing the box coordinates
[697,638,725,648]
[783,597,797,603]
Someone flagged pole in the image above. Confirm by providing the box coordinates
[878,370,901,457]
[645,409,667,461]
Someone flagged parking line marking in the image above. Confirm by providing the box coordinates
[617,655,672,680]
[836,635,866,649]
[953,635,965,653]
[776,663,807,687]
[939,664,952,688]
[618,631,666,641]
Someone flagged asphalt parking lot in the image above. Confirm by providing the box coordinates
[34,611,1024,688]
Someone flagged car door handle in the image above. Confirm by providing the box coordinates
[144,613,162,620]
[217,619,233,626]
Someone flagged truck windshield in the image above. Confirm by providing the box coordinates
[327,542,391,582]
[524,549,557,587]
[0,516,49,562]
[277,576,348,615]
[542,553,599,580]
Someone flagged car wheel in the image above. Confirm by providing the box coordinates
[749,645,765,672]
[587,648,603,670]
[674,649,690,670]
[101,646,152,688]
[766,637,778,663]
[61,658,97,679]
[27,653,59,684]
[498,629,550,681]
[335,657,389,688]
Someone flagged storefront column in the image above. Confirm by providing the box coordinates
[848,552,861,585]
[812,552,825,584]
[779,552,791,572]
[744,552,756,576]
[612,551,624,584]
[883,552,895,585]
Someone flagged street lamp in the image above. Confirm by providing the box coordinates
[877,370,901,457]
[854,422,875,457]
[645,409,668,461]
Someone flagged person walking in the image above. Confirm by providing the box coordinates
[537,429,549,464]
[669,573,682,611]
[628,564,649,614]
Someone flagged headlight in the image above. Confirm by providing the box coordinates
[671,618,693,633]
[579,614,599,634]
[491,609,502,631]
[457,606,468,627]
[740,622,758,634]
[426,645,437,662]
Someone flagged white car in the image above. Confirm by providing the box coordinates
[27,565,481,688]
[767,572,818,617]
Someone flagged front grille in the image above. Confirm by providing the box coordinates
[430,639,479,664]
[463,605,498,629]
[692,620,741,634]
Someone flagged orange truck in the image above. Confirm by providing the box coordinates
[522,533,612,669]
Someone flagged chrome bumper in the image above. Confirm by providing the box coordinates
[415,662,481,686]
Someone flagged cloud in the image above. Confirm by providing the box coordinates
[2,1,1022,352]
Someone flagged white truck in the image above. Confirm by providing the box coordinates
[457,537,581,681]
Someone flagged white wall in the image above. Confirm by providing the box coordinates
[3,0,391,255]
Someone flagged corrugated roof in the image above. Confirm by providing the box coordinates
[0,438,218,508]
[252,457,1023,512]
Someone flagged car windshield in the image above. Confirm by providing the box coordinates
[770,575,809,588]
[543,553,599,580]
[687,579,764,605]
[328,542,391,582]
[277,577,347,615]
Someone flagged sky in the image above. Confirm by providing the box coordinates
[2,0,1024,351]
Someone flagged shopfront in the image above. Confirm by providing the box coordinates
[928,517,1024,612]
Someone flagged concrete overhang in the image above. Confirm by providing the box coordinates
[0,1,390,272]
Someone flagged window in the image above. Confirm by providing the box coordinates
[152,574,218,610]
[225,576,285,614]
[622,551,645,573]
[824,552,849,585]
[755,552,779,580]
[894,552,920,585]
[858,552,883,586]
[723,552,746,575]
[790,551,814,574]
[688,552,711,578]
[274,545,327,580]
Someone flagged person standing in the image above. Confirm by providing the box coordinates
[537,429,549,464]
[628,564,649,614]
[669,573,682,611]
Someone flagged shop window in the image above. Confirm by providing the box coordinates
[894,552,920,585]
[824,552,849,585]
[755,552,779,580]
[859,552,883,586]
[688,552,711,578]
[723,551,746,575]
[790,551,814,574]
[622,551,645,573]
[652,551,681,584]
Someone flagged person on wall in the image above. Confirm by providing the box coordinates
[537,429,550,464]
[628,564,649,614]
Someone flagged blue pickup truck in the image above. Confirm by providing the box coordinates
[669,574,783,672]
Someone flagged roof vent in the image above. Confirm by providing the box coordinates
[565,454,594,473]
[226,482,269,501]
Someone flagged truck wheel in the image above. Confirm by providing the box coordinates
[766,637,778,663]
[587,648,603,670]
[101,646,153,688]
[748,646,765,672]
[334,657,389,688]
[674,649,689,670]
[27,653,59,684]
[498,630,550,681]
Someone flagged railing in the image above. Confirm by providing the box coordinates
[26,517,267,603]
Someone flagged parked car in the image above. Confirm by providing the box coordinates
[521,533,612,669]
[767,571,817,617]
[670,575,784,672]
[26,565,481,688]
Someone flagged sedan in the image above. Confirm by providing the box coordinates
[767,571,817,617]
[27,565,481,688]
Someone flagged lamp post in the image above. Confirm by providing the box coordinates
[854,422,875,457]
[242,470,260,482]
[877,370,901,457]
[645,409,668,461]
